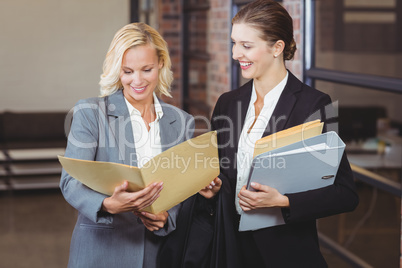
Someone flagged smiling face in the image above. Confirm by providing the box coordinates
[120,44,162,107]
[231,23,276,81]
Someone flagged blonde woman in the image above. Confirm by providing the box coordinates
[60,23,218,268]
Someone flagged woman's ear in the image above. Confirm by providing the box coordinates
[159,60,163,69]
[273,40,285,58]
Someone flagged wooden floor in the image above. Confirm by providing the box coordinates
[0,182,400,268]
[0,189,76,268]
[319,182,400,268]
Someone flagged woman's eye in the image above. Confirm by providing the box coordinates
[144,69,152,72]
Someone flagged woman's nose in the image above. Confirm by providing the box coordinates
[232,45,242,60]
[132,72,143,85]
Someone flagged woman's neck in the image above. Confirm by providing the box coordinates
[128,97,156,130]
[136,103,155,119]
[254,66,287,99]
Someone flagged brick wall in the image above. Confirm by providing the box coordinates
[282,0,303,80]
[207,0,232,110]
[186,8,209,124]
[157,0,182,108]
[207,0,303,111]
[156,0,304,111]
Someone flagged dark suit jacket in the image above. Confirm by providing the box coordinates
[209,71,359,268]
[158,71,359,268]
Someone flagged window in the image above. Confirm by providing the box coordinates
[305,1,402,267]
[316,0,402,79]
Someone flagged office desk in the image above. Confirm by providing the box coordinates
[346,134,402,171]
[348,154,401,170]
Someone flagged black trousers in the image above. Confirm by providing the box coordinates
[238,229,266,267]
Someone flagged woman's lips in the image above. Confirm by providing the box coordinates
[131,85,147,93]
[239,61,253,70]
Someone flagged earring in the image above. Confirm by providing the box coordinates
[274,54,278,58]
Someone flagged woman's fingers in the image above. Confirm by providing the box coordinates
[141,183,163,206]
[207,180,216,189]
[250,182,270,192]
[137,193,160,210]
[148,183,163,201]
[114,180,128,194]
[134,211,168,231]
[141,211,168,222]
[238,183,287,210]
[136,182,163,199]
[239,199,252,211]
[104,181,165,213]
[130,182,163,210]
[140,211,157,221]
[238,185,263,210]
[238,185,253,200]
[214,177,222,187]
[199,177,222,199]
[239,191,255,209]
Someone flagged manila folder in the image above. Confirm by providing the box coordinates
[253,119,323,158]
[59,131,220,214]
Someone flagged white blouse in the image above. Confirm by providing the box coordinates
[235,72,288,214]
[124,92,163,168]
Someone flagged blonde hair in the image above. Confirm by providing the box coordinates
[99,22,173,97]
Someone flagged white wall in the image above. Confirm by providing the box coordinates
[0,0,130,112]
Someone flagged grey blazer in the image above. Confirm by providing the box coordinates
[60,90,194,268]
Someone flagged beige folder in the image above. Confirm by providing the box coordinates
[59,131,219,214]
[253,120,324,158]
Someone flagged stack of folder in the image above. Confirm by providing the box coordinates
[239,120,345,231]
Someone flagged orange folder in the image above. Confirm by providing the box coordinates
[253,120,324,158]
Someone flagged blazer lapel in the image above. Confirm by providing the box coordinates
[104,93,182,166]
[231,80,253,152]
[105,90,137,166]
[159,100,181,151]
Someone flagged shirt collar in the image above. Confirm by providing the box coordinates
[153,92,164,121]
[124,92,164,121]
[251,71,289,105]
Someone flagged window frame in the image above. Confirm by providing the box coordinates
[181,0,210,113]
[303,0,402,94]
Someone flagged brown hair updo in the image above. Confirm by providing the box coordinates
[232,0,296,60]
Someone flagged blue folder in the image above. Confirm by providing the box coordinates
[238,131,345,231]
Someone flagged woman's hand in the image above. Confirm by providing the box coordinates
[199,177,222,199]
[102,180,163,214]
[134,211,169,232]
[238,182,289,211]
